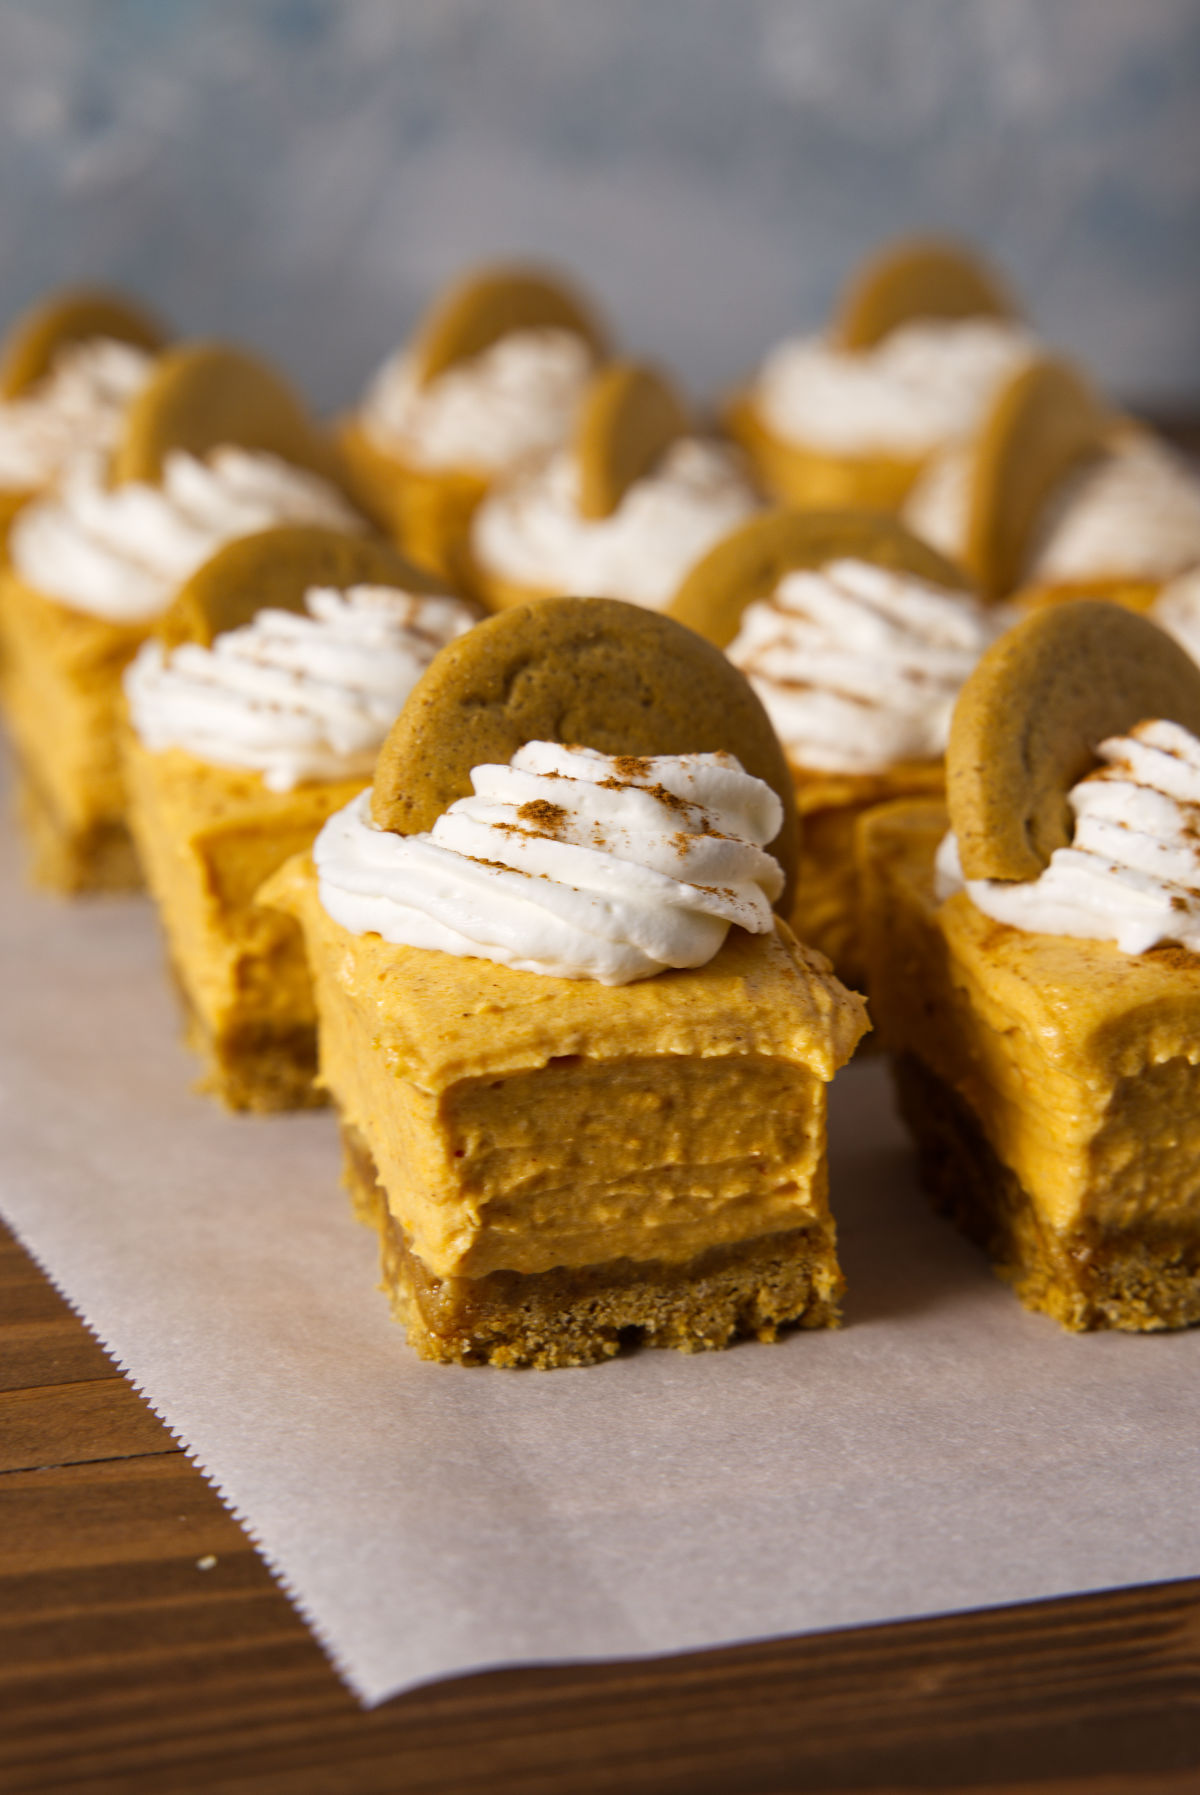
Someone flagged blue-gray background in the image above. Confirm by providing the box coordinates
[2,0,1198,414]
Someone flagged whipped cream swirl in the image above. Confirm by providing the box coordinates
[754,316,1034,458]
[315,742,785,984]
[0,337,155,493]
[125,584,477,792]
[1029,436,1200,584]
[901,445,971,563]
[727,558,1009,774]
[472,437,759,610]
[359,328,594,475]
[937,719,1200,954]
[906,435,1200,586]
[1153,565,1200,667]
[10,446,362,623]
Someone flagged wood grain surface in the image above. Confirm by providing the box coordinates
[2,1217,1199,1795]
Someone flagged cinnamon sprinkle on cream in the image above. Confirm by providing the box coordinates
[517,798,568,831]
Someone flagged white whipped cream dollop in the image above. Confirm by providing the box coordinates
[359,328,594,475]
[936,718,1200,954]
[315,742,785,985]
[727,558,1009,775]
[0,338,155,492]
[125,584,477,792]
[1152,565,1200,667]
[754,316,1034,458]
[1029,437,1200,584]
[901,444,971,563]
[905,435,1200,585]
[10,446,362,623]
[472,437,759,610]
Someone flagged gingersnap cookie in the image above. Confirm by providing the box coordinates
[411,265,607,387]
[0,287,167,399]
[947,599,1200,882]
[112,341,338,485]
[371,595,799,908]
[963,358,1110,603]
[158,524,449,651]
[836,238,1016,353]
[669,507,969,649]
[575,362,689,521]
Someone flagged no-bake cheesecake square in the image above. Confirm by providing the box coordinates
[269,848,863,1366]
[0,578,146,891]
[859,797,1200,1330]
[261,593,870,1366]
[119,529,471,1110]
[0,341,362,893]
[125,739,364,1110]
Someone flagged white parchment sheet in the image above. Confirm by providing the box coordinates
[2,823,1199,1707]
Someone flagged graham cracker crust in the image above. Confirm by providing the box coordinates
[341,1123,844,1368]
[172,963,324,1114]
[893,1051,1200,1332]
[15,761,141,896]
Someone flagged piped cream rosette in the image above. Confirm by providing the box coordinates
[0,286,168,542]
[9,341,363,623]
[311,595,810,983]
[128,584,479,792]
[317,742,783,985]
[938,602,1200,958]
[0,345,370,896]
[470,361,760,611]
[668,508,1000,989]
[904,358,1200,609]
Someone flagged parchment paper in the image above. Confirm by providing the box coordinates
[2,818,1199,1707]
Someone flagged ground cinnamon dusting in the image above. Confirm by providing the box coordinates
[517,799,567,830]
[468,855,530,875]
[598,776,691,814]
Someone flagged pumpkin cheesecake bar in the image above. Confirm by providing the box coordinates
[0,341,363,893]
[727,238,1034,513]
[123,527,477,1110]
[338,264,606,585]
[0,286,166,551]
[265,598,866,1366]
[669,508,1008,991]
[860,602,1200,1330]
[903,357,1200,609]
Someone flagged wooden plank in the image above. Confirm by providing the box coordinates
[0,1228,125,1390]
[3,1222,1200,1794]
[0,1380,176,1471]
[1,1596,1199,1795]
[2,1455,249,1573]
[3,1450,1200,1792]
[0,1318,117,1392]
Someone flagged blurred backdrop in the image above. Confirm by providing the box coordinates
[2,0,1198,413]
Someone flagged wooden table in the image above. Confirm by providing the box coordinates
[4,1217,1200,1793]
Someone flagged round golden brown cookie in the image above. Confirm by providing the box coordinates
[112,341,339,485]
[574,362,690,521]
[963,358,1110,602]
[947,599,1200,882]
[372,596,800,910]
[836,238,1016,352]
[411,265,607,387]
[157,525,452,650]
[0,288,168,399]
[669,507,969,649]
